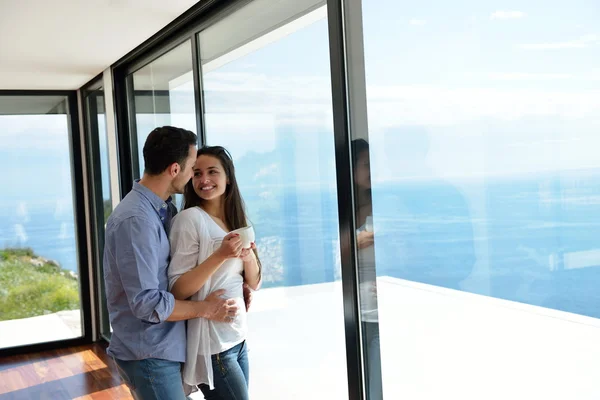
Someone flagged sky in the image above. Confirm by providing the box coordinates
[2,0,600,214]
[200,0,600,181]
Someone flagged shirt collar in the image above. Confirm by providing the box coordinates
[132,180,170,214]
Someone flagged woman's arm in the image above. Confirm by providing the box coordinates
[171,232,244,300]
[240,243,261,290]
[171,251,226,300]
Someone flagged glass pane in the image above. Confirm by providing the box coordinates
[95,89,112,225]
[131,40,196,210]
[198,1,348,399]
[357,1,600,398]
[86,87,113,337]
[0,95,83,349]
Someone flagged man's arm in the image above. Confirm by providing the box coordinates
[112,217,181,323]
[113,217,240,323]
[107,216,238,324]
[243,283,253,312]
[167,290,239,322]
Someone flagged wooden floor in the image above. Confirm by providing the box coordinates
[0,342,134,400]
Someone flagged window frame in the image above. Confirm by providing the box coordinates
[0,90,93,357]
[81,76,114,342]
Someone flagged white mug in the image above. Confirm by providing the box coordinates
[365,216,374,233]
[230,226,255,249]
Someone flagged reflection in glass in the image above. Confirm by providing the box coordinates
[199,2,348,398]
[86,87,113,337]
[95,91,112,224]
[87,88,112,224]
[351,139,382,400]
[0,95,82,349]
[131,40,196,209]
[357,0,600,398]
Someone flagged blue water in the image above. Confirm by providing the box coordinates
[2,170,600,320]
[0,209,78,274]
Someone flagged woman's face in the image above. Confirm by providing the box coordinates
[192,155,228,201]
[354,150,371,189]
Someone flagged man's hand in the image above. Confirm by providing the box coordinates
[243,283,253,312]
[203,289,239,322]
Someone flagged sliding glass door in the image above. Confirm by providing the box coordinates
[349,0,600,398]
[198,1,349,399]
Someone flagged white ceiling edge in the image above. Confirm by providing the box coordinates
[0,0,202,90]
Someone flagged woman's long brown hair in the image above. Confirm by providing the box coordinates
[183,146,261,280]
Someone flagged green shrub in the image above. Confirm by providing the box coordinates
[104,199,113,223]
[2,247,34,257]
[0,249,80,321]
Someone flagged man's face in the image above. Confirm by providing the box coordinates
[172,145,197,194]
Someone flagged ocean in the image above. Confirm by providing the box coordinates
[2,170,600,320]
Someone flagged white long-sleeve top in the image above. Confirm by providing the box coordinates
[357,224,379,323]
[168,206,247,391]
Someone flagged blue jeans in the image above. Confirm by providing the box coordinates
[114,357,189,400]
[200,340,249,400]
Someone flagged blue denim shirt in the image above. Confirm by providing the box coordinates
[103,181,185,362]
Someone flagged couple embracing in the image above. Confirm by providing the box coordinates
[103,126,260,399]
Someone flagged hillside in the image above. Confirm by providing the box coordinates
[0,248,79,321]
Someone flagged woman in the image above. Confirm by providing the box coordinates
[168,146,261,399]
[352,138,383,399]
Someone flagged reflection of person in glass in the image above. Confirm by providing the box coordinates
[168,146,261,400]
[352,138,383,400]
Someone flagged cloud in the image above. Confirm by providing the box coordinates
[491,10,526,20]
[507,138,582,148]
[520,34,599,50]
[409,19,426,26]
[198,69,600,129]
[489,73,573,80]
[0,115,70,151]
[364,84,600,127]
[254,163,278,180]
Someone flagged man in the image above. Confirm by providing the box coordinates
[103,126,239,399]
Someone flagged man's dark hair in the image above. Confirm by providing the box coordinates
[142,126,197,175]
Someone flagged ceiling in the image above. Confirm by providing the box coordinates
[0,0,202,90]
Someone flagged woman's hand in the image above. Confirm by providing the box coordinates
[357,231,375,249]
[241,243,261,291]
[239,242,257,262]
[215,232,243,260]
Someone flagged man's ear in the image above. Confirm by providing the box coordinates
[170,163,180,177]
